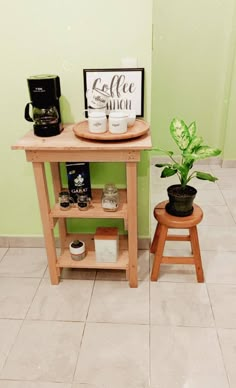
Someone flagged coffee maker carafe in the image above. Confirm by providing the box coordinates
[24,74,63,137]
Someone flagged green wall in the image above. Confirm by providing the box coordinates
[0,0,152,238]
[1,0,236,240]
[151,0,236,160]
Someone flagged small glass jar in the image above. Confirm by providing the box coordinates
[59,191,73,210]
[77,194,91,211]
[102,183,119,211]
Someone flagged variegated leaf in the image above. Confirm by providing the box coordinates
[185,136,203,153]
[188,121,197,138]
[191,146,221,160]
[170,118,190,151]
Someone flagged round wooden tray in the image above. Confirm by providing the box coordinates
[73,119,149,141]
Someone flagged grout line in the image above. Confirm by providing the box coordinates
[71,275,96,382]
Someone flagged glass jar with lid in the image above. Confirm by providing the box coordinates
[77,194,91,211]
[101,183,119,211]
[59,190,74,210]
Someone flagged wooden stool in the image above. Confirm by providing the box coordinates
[150,200,204,282]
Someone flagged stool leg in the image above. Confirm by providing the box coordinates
[150,223,161,254]
[151,224,168,281]
[189,226,204,282]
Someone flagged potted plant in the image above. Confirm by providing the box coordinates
[155,118,221,216]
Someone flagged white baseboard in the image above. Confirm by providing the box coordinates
[151,156,236,168]
[0,236,150,250]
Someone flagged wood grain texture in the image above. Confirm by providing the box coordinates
[12,123,152,151]
[73,119,149,141]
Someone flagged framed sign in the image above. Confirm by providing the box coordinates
[83,68,144,117]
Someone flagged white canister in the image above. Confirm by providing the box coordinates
[88,111,107,133]
[109,111,128,134]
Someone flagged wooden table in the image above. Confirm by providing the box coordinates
[12,123,152,287]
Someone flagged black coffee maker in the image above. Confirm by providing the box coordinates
[24,74,63,137]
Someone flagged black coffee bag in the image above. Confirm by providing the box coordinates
[66,162,92,202]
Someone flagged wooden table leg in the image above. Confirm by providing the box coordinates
[32,162,59,284]
[50,162,67,253]
[126,162,138,288]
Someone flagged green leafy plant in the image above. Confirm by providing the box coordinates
[155,118,221,189]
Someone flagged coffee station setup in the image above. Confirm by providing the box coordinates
[12,71,152,287]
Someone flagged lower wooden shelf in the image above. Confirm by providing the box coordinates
[57,249,128,270]
[56,233,129,270]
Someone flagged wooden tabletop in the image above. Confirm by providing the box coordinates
[12,122,152,152]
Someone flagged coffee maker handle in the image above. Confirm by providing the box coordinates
[24,103,33,122]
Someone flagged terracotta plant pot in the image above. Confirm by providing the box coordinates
[166,184,197,217]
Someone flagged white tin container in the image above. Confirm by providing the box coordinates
[109,111,128,134]
[88,111,107,133]
[69,240,86,261]
[94,227,118,263]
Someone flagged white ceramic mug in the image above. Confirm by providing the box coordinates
[109,111,128,134]
[88,110,107,133]
[86,88,109,110]
[123,109,136,127]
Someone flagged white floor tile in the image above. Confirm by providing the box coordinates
[202,250,236,284]
[150,326,229,388]
[198,226,236,251]
[218,328,236,388]
[200,205,235,226]
[216,176,236,189]
[72,384,105,388]
[221,189,236,222]
[27,279,94,321]
[0,382,71,388]
[74,322,149,388]
[0,319,22,374]
[88,280,149,324]
[208,284,236,328]
[150,282,214,327]
[195,189,226,206]
[0,248,7,261]
[149,373,229,388]
[1,320,84,382]
[0,248,47,278]
[0,277,40,319]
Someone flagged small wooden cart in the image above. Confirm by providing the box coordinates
[12,121,152,287]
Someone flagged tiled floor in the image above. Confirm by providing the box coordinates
[0,164,236,388]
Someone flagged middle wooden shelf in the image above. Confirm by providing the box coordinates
[50,188,127,220]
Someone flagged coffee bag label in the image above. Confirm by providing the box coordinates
[66,162,92,201]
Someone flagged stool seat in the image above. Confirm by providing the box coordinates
[154,201,203,228]
[150,200,204,282]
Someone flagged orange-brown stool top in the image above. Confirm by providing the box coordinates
[153,201,203,228]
